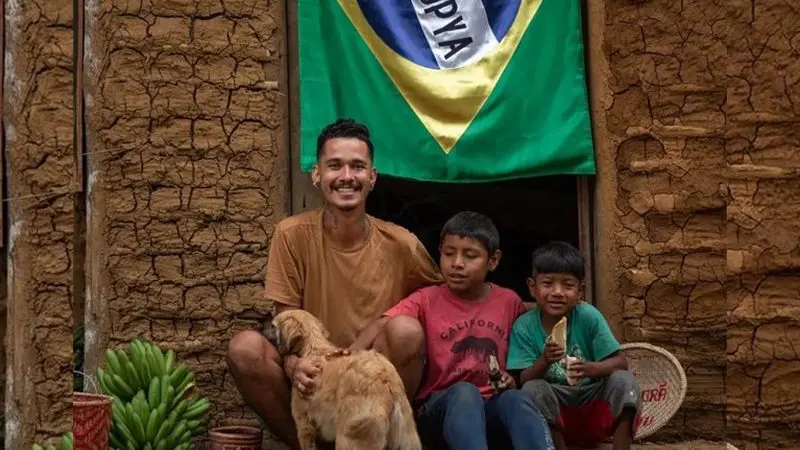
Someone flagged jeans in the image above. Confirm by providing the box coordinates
[416,382,555,450]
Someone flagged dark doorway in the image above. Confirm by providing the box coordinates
[366,176,582,300]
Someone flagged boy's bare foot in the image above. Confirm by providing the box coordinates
[612,408,635,450]
[551,428,567,450]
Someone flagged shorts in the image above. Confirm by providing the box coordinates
[522,370,643,447]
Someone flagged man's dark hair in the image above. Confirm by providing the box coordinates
[531,241,585,280]
[316,118,375,161]
[440,211,500,254]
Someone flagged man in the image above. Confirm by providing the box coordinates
[226,118,441,449]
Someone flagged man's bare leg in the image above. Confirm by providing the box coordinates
[227,330,300,450]
[373,315,425,405]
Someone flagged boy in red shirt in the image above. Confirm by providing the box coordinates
[382,211,554,450]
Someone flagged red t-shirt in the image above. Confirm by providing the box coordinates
[384,283,527,404]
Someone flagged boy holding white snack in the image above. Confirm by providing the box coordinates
[506,241,642,450]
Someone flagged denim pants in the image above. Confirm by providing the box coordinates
[416,382,555,450]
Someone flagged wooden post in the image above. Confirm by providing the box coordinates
[582,0,622,335]
[80,0,108,389]
[0,0,4,248]
[576,176,594,304]
[287,0,323,214]
[72,0,87,372]
[3,0,75,445]
[278,0,292,217]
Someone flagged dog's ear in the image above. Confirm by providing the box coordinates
[261,319,280,350]
[277,316,304,356]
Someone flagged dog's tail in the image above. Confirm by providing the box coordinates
[387,385,422,450]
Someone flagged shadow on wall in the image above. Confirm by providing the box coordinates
[366,175,581,300]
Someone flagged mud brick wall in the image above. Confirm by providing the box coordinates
[725,2,800,449]
[82,0,289,439]
[3,0,75,446]
[594,0,728,441]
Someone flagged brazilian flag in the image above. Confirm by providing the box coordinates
[298,0,595,182]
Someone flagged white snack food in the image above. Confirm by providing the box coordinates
[566,356,581,385]
[549,316,567,350]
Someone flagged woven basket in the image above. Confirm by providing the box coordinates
[72,392,112,450]
[621,343,687,439]
[208,426,263,450]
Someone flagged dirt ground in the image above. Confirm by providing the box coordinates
[606,442,728,450]
[253,439,731,450]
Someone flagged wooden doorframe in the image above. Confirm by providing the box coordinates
[1,0,5,246]
[576,176,595,305]
[284,4,596,301]
[285,0,322,215]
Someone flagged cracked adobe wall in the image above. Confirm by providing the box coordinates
[725,2,800,449]
[598,0,728,441]
[80,0,798,447]
[3,0,75,446]
[596,0,800,446]
[83,0,289,438]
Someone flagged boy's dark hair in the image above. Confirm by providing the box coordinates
[440,211,499,254]
[316,118,375,161]
[531,241,585,280]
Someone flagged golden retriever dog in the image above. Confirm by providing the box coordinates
[269,309,422,450]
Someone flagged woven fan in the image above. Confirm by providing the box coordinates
[620,343,687,440]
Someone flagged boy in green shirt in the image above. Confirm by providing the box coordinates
[507,242,642,450]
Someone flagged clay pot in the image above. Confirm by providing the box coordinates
[208,426,263,450]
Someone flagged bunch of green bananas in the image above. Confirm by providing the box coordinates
[97,340,211,450]
[32,432,73,450]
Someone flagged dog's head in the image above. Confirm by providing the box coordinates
[266,309,330,357]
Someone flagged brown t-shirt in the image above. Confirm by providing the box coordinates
[265,209,442,347]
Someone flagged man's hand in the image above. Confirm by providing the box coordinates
[567,360,601,382]
[497,371,516,391]
[542,340,565,365]
[290,358,321,397]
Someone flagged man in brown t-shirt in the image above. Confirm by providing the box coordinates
[226,118,441,449]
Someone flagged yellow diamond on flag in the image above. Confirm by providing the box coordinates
[337,0,543,154]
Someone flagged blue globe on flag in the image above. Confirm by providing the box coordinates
[356,0,522,70]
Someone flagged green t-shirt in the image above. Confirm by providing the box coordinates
[506,303,621,386]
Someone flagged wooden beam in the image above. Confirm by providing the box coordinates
[74,0,84,191]
[72,0,87,369]
[81,0,110,393]
[582,0,622,336]
[577,176,595,304]
[0,0,4,248]
[287,0,322,214]
[4,0,75,444]
[278,0,292,217]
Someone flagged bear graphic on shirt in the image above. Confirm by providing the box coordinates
[451,335,499,361]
